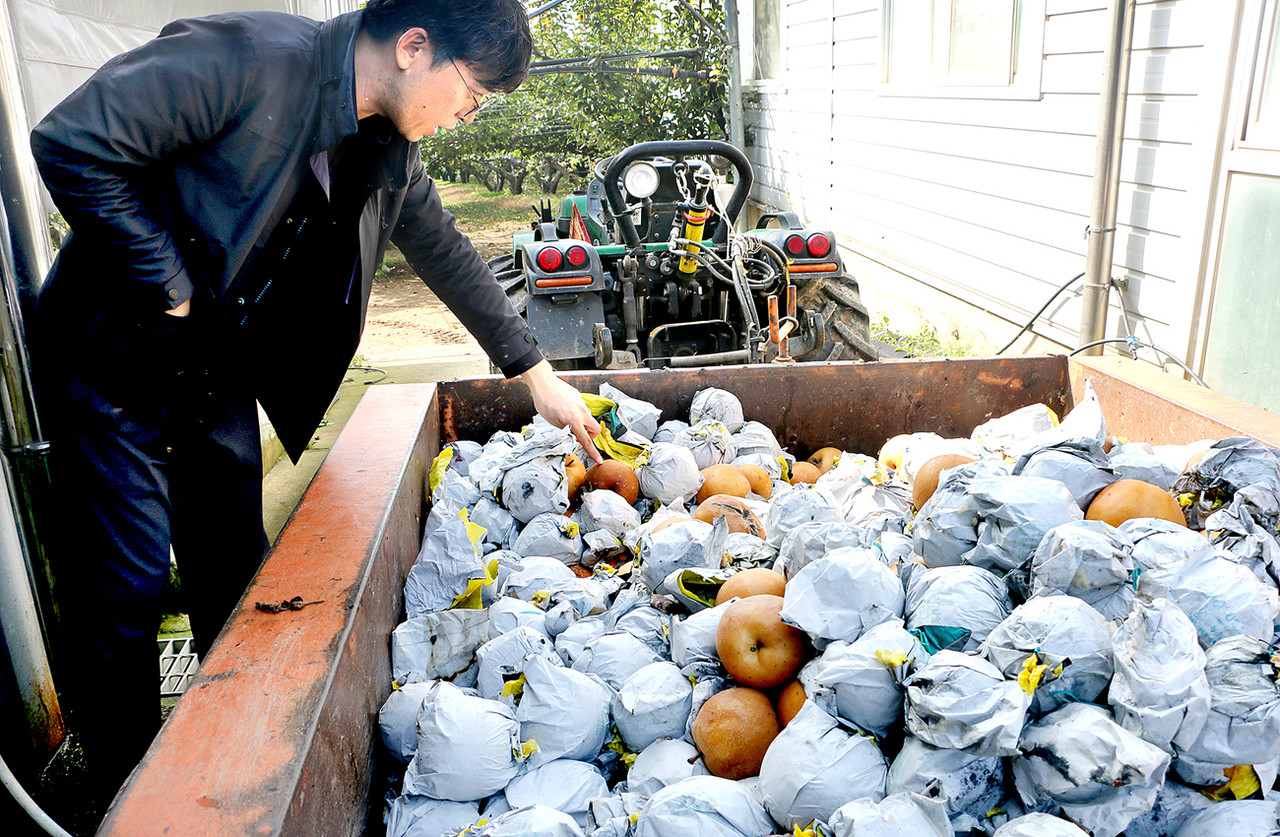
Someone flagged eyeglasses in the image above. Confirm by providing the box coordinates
[451,58,495,118]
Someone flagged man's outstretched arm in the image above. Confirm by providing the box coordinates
[518,359,602,462]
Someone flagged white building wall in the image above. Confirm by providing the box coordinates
[744,0,1230,360]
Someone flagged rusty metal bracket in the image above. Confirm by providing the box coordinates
[255,596,325,614]
[767,284,800,363]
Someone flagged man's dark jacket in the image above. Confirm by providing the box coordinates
[31,9,542,459]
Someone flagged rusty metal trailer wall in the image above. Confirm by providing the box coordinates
[97,356,1280,836]
[441,357,1073,459]
[99,385,440,837]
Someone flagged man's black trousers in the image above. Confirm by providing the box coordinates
[34,302,269,791]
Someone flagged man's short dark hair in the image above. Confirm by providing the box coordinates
[362,0,532,93]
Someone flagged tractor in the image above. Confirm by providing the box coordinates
[488,140,875,370]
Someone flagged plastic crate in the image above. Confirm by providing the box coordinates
[158,636,199,697]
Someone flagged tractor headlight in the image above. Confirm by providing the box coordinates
[622,162,660,199]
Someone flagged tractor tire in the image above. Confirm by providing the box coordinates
[795,272,877,362]
[487,254,526,374]
[488,254,528,317]
[487,253,516,275]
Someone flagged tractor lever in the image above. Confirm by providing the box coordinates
[767,284,799,363]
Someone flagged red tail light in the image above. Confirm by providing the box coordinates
[784,234,805,256]
[536,247,563,272]
[807,233,831,258]
[565,245,588,268]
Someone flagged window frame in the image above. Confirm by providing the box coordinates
[741,0,784,89]
[1239,0,1280,149]
[878,0,1046,101]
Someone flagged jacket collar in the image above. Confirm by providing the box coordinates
[313,10,361,155]
[314,9,412,191]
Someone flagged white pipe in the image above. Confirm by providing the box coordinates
[1079,0,1136,354]
[725,0,746,231]
[0,0,62,762]
[0,466,61,751]
[0,0,52,290]
[0,748,72,837]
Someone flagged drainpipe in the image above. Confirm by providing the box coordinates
[0,178,62,761]
[0,0,50,298]
[1079,0,1136,355]
[727,0,747,231]
[0,0,63,761]
[727,0,747,154]
[0,466,60,758]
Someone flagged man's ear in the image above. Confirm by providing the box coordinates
[395,27,431,71]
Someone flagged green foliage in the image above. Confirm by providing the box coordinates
[421,0,730,186]
[870,314,976,358]
[158,613,192,639]
[46,212,68,252]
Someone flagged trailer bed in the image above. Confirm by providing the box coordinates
[97,355,1280,836]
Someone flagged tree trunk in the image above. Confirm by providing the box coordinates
[509,170,528,195]
[490,157,528,195]
[467,159,501,192]
[539,157,572,194]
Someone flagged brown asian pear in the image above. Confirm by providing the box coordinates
[1086,478,1187,528]
[715,594,807,689]
[691,687,781,780]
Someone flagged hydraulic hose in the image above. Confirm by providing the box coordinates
[668,240,762,357]
[740,236,789,293]
[1070,338,1209,387]
[0,751,72,837]
[996,272,1086,355]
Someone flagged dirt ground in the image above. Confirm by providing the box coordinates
[359,213,529,365]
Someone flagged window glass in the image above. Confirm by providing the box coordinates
[1203,173,1280,413]
[881,0,1039,99]
[886,0,931,84]
[754,0,781,80]
[949,0,1015,83]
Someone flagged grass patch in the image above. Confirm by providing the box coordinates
[436,180,539,228]
[871,314,976,358]
[376,246,414,282]
[158,613,191,639]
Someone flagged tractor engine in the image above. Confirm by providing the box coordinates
[490,140,875,371]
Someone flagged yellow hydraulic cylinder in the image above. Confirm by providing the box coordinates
[677,206,710,274]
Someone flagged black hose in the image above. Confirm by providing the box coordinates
[741,257,781,292]
[669,239,763,351]
[996,272,1086,355]
[744,236,789,293]
[1069,338,1209,387]
[999,270,1205,385]
[672,238,733,277]
[349,365,388,385]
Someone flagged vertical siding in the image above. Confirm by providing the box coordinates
[744,0,1222,356]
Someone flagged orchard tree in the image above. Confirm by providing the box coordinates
[422,0,731,192]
